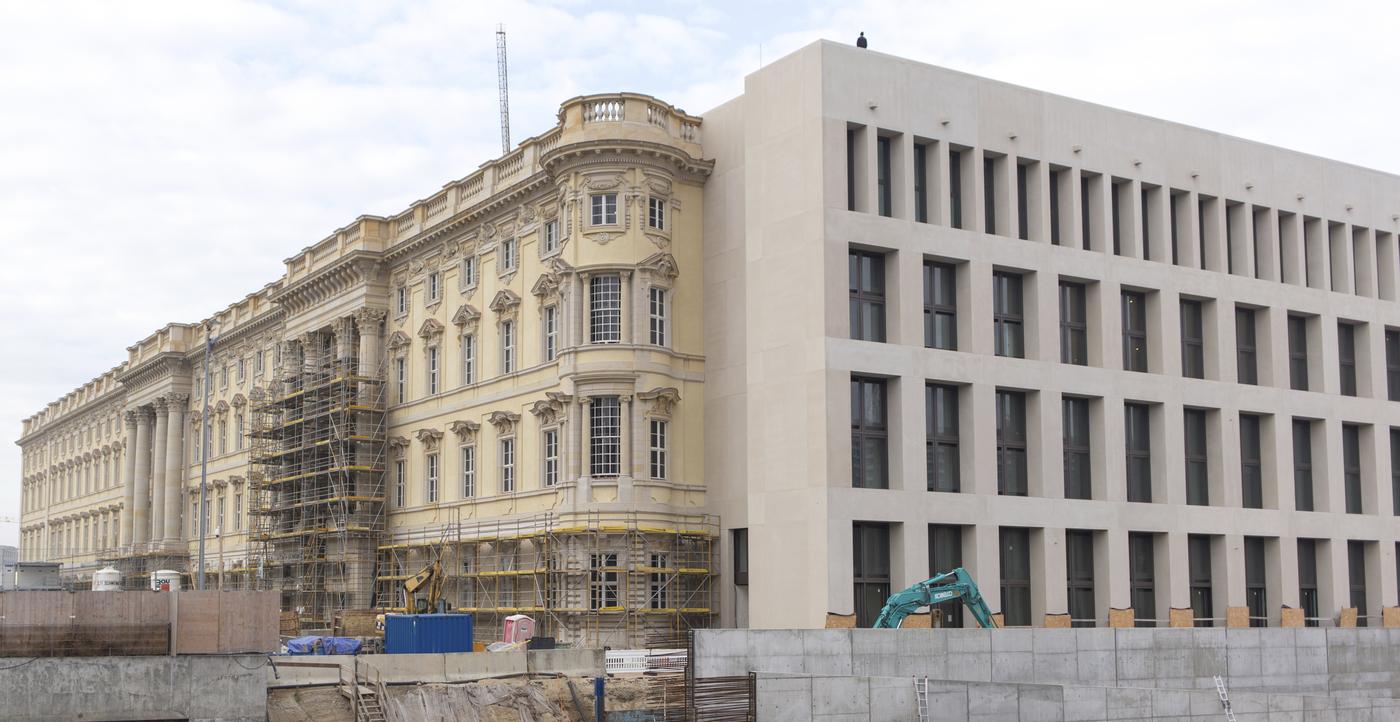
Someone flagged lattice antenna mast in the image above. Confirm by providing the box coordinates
[496,24,511,154]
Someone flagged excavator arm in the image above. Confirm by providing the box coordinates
[871,567,998,629]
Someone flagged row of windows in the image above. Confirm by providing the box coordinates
[390,406,670,506]
[391,279,670,404]
[851,250,1400,399]
[846,126,1400,301]
[852,522,1398,629]
[853,375,1400,515]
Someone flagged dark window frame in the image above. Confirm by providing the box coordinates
[1298,538,1318,626]
[1293,420,1315,512]
[1125,403,1153,503]
[1184,408,1209,506]
[1240,414,1263,509]
[923,261,957,350]
[929,524,964,627]
[1236,307,1258,385]
[1059,281,1088,366]
[999,527,1032,626]
[996,390,1028,496]
[1121,291,1149,372]
[926,383,960,493]
[1062,396,1092,500]
[1188,534,1214,627]
[1129,532,1157,627]
[1338,322,1358,397]
[851,376,889,489]
[849,250,887,342]
[1288,316,1310,391]
[1244,537,1268,627]
[1066,529,1095,627]
[1343,424,1362,514]
[993,271,1025,358]
[853,523,892,628]
[1180,299,1205,379]
[876,135,892,217]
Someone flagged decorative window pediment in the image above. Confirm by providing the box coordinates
[638,387,680,418]
[388,435,411,452]
[418,318,445,341]
[528,392,572,426]
[487,410,521,435]
[415,427,444,450]
[530,272,563,300]
[448,419,480,441]
[489,289,521,315]
[248,387,266,402]
[214,400,229,414]
[638,252,679,285]
[231,393,247,409]
[451,304,481,332]
[387,330,413,353]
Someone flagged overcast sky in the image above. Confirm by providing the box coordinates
[3,0,1399,547]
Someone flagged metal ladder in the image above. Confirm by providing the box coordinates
[1213,675,1237,722]
[915,677,930,722]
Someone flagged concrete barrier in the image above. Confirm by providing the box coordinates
[266,648,605,688]
[697,628,1400,698]
[756,673,1400,721]
[0,655,267,722]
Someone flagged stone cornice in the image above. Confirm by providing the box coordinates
[271,249,385,316]
[187,307,286,360]
[541,139,713,183]
[117,352,188,394]
[383,176,554,266]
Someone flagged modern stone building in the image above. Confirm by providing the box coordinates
[17,41,1400,639]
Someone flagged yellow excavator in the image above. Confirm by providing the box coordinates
[404,558,445,614]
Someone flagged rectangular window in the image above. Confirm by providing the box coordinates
[1180,300,1204,379]
[426,346,439,395]
[255,349,265,376]
[396,285,408,315]
[218,419,227,455]
[649,553,669,609]
[589,274,622,344]
[500,238,517,272]
[1245,537,1267,627]
[648,197,666,230]
[1240,414,1263,509]
[462,256,478,288]
[460,445,475,498]
[1125,403,1152,503]
[1343,424,1362,514]
[1121,291,1148,372]
[395,357,406,403]
[500,437,515,493]
[589,396,621,477]
[851,377,889,489]
[427,271,441,302]
[1392,429,1400,516]
[1063,396,1092,499]
[590,193,617,225]
[1236,307,1258,385]
[926,383,959,492]
[1338,323,1358,397]
[849,250,886,342]
[732,528,749,585]
[236,357,245,382]
[461,334,475,385]
[1288,316,1309,390]
[1017,163,1030,241]
[928,524,963,627]
[1059,281,1087,365]
[992,271,1024,358]
[1188,535,1213,627]
[235,413,244,452]
[234,494,242,531]
[501,320,515,373]
[648,287,668,346]
[1080,174,1093,250]
[542,429,559,487]
[1387,329,1400,401]
[1298,538,1318,626]
[1066,529,1095,627]
[426,452,439,503]
[853,522,891,628]
[1293,420,1315,511]
[846,128,857,211]
[544,219,559,253]
[1348,541,1368,626]
[999,527,1031,626]
[876,136,892,217]
[949,148,963,229]
[913,143,928,223]
[1129,532,1157,627]
[983,156,997,235]
[394,459,406,507]
[543,306,559,361]
[923,261,956,350]
[1049,168,1064,246]
[590,553,619,609]
[996,390,1027,496]
[1184,408,1209,506]
[649,419,668,480]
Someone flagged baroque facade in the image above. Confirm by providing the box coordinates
[18,93,714,645]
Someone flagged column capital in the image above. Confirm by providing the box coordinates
[164,393,189,408]
[352,306,387,327]
[123,410,141,427]
[152,397,169,414]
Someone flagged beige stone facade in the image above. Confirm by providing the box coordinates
[19,41,1400,640]
[18,93,715,646]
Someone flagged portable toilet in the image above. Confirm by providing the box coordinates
[503,614,535,644]
[92,567,123,591]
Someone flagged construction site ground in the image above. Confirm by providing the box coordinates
[268,675,653,722]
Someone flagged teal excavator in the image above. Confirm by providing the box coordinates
[871,567,998,629]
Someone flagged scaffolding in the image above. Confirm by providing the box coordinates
[375,511,718,648]
[249,351,387,628]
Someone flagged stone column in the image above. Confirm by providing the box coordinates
[301,331,323,371]
[619,271,633,344]
[131,408,153,546]
[150,398,168,545]
[578,397,592,501]
[121,411,138,547]
[334,316,356,364]
[354,308,386,377]
[163,394,187,543]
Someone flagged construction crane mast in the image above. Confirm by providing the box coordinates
[496,24,511,155]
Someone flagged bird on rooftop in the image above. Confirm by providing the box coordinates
[856,32,868,48]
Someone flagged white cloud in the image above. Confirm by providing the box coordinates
[2,0,1397,547]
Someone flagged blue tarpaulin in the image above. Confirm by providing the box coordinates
[286,636,362,655]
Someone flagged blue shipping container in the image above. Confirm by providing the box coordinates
[384,613,474,654]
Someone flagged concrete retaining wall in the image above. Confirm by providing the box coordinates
[0,654,267,722]
[266,648,605,688]
[757,674,1400,721]
[697,628,1400,697]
